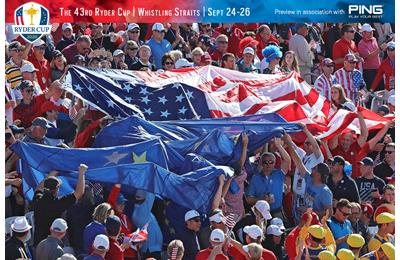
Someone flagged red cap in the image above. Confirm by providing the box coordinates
[301,212,319,225]
[200,53,212,63]
[360,202,374,216]
[374,206,391,222]
[239,36,259,53]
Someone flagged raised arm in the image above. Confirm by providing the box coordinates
[274,137,291,174]
[301,123,322,159]
[238,132,249,170]
[320,139,333,160]
[74,164,88,200]
[211,174,226,210]
[284,134,308,177]
[357,110,368,147]
[368,120,394,149]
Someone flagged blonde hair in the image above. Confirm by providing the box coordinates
[169,50,183,62]
[191,47,204,56]
[167,240,185,259]
[281,51,300,73]
[246,243,263,260]
[92,202,112,223]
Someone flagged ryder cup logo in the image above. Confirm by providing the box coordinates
[12,2,51,43]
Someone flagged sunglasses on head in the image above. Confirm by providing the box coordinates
[263,160,275,165]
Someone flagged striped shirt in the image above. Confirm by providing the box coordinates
[333,68,365,103]
[5,59,29,89]
[313,74,337,100]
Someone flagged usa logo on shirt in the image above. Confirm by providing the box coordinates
[12,2,51,43]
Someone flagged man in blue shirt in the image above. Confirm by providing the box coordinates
[246,137,290,215]
[146,23,172,69]
[327,199,353,251]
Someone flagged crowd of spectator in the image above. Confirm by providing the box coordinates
[4,22,395,260]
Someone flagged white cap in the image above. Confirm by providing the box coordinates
[267,225,284,236]
[21,62,38,73]
[243,47,255,56]
[152,23,165,31]
[175,58,193,69]
[62,23,73,31]
[360,24,375,32]
[387,41,395,49]
[51,218,68,232]
[127,23,140,31]
[56,253,77,260]
[210,228,225,243]
[254,200,272,220]
[11,216,32,233]
[243,225,263,239]
[342,101,357,112]
[93,234,109,250]
[388,95,395,106]
[270,217,285,231]
[209,212,224,223]
[113,49,124,57]
[184,210,200,222]
[32,39,46,48]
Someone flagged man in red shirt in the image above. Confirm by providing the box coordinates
[196,229,228,260]
[370,41,395,91]
[13,80,60,128]
[105,215,130,260]
[62,35,93,64]
[28,39,50,91]
[256,24,279,60]
[332,24,363,70]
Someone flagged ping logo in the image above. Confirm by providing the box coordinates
[348,5,383,15]
[12,2,52,43]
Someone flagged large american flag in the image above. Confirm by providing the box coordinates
[63,65,390,140]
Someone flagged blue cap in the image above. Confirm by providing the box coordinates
[296,23,311,31]
[199,34,212,46]
[116,193,128,204]
[105,215,121,236]
[358,157,374,166]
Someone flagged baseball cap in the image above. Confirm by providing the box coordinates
[337,249,355,260]
[360,23,375,32]
[381,243,395,260]
[106,215,121,236]
[116,193,128,204]
[9,124,25,134]
[32,117,52,129]
[184,210,200,222]
[152,23,165,31]
[296,23,311,30]
[332,155,345,166]
[321,58,334,67]
[342,101,357,112]
[209,228,225,243]
[138,45,151,52]
[318,250,335,260]
[239,36,259,52]
[32,39,47,48]
[175,58,194,69]
[20,62,38,73]
[254,200,272,220]
[18,80,34,90]
[270,217,285,231]
[361,202,374,216]
[266,225,284,236]
[376,212,395,224]
[358,156,374,166]
[243,47,255,56]
[113,49,124,57]
[44,176,62,190]
[73,55,86,64]
[199,35,212,46]
[62,23,73,31]
[388,95,395,106]
[8,41,24,51]
[51,218,68,232]
[387,41,395,51]
[209,211,224,223]
[377,105,390,115]
[308,225,325,239]
[127,23,140,31]
[243,225,263,239]
[344,53,358,63]
[93,234,109,250]
[347,234,365,248]
[216,34,228,43]
[200,53,212,63]
[53,50,63,58]
[11,216,32,233]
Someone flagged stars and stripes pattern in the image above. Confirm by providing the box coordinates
[313,74,337,101]
[333,68,366,104]
[63,65,389,140]
[224,213,237,229]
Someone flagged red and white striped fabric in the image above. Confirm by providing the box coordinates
[313,73,334,100]
[130,66,387,140]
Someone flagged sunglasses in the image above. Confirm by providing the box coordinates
[129,30,140,34]
[326,64,335,68]
[128,48,138,51]
[218,41,228,44]
[387,47,395,51]
[339,208,351,217]
[304,141,311,145]
[35,46,46,50]
[10,48,22,52]
[263,160,275,165]
[190,218,201,222]
[384,151,394,154]
[346,30,355,33]
[155,30,165,33]
[164,62,174,65]
[193,53,202,57]
[24,88,34,93]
